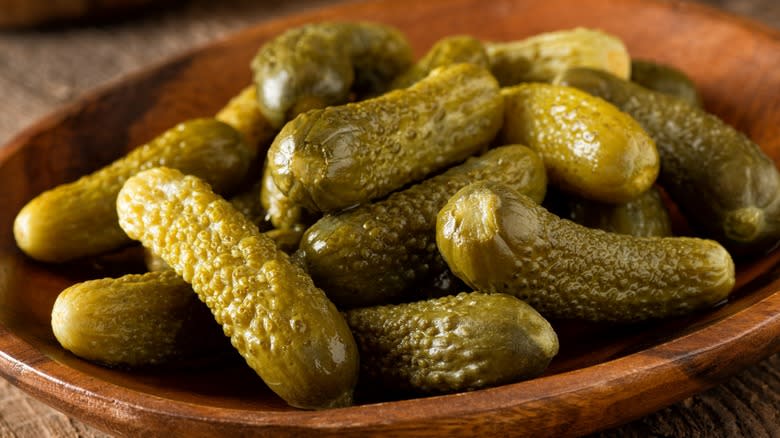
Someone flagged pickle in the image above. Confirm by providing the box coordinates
[14,119,253,263]
[268,63,503,212]
[346,292,558,394]
[116,167,358,409]
[630,60,702,107]
[299,145,546,308]
[486,27,630,87]
[556,68,780,254]
[500,83,659,203]
[252,21,413,128]
[546,186,672,237]
[390,35,488,89]
[51,270,228,368]
[436,182,735,322]
[215,85,276,150]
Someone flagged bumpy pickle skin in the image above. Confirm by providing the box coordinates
[260,161,319,230]
[215,85,277,151]
[630,60,702,108]
[252,21,413,128]
[269,63,504,212]
[13,119,253,263]
[299,145,546,308]
[500,83,659,203]
[485,27,630,87]
[436,182,736,322]
[546,186,673,237]
[390,35,489,89]
[116,167,358,409]
[556,68,780,254]
[52,270,228,368]
[346,292,558,394]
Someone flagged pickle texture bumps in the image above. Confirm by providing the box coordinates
[116,167,359,409]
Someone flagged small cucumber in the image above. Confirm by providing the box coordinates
[556,67,780,254]
[14,119,253,263]
[117,167,358,409]
[51,270,228,368]
[630,60,702,107]
[501,83,659,203]
[268,63,503,212]
[346,292,558,394]
[390,35,488,89]
[436,182,735,322]
[252,22,413,128]
[486,27,630,86]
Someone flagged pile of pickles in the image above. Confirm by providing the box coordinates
[13,22,780,410]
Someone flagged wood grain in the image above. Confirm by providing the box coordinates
[0,0,778,436]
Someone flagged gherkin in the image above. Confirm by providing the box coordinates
[268,63,504,213]
[346,292,558,394]
[14,119,253,263]
[630,60,702,107]
[390,35,488,89]
[252,21,413,128]
[117,167,358,409]
[299,145,546,308]
[556,67,780,254]
[437,182,735,322]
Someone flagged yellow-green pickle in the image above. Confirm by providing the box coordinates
[556,67,780,254]
[299,145,547,308]
[13,118,253,262]
[214,85,277,148]
[500,83,659,203]
[630,60,702,107]
[436,182,736,322]
[545,186,673,237]
[268,63,503,212]
[116,167,359,409]
[390,35,488,89]
[345,292,558,394]
[252,21,413,128]
[485,27,631,86]
[51,271,229,368]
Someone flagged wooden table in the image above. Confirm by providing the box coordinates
[0,0,778,436]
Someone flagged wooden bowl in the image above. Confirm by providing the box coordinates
[1,0,780,435]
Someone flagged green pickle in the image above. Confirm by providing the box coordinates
[268,63,504,212]
[14,119,253,263]
[556,68,780,254]
[501,83,659,203]
[486,27,630,86]
[436,182,735,322]
[51,270,228,367]
[630,60,702,107]
[260,161,319,230]
[116,167,358,409]
[390,35,488,89]
[215,85,277,149]
[546,186,673,237]
[299,145,546,308]
[346,292,558,394]
[252,21,413,128]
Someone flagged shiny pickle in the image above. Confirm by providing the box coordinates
[556,68,780,254]
[390,35,488,89]
[116,167,358,409]
[52,270,228,368]
[501,83,659,203]
[547,186,673,237]
[14,119,253,263]
[260,161,319,230]
[268,63,504,212]
[436,182,735,322]
[630,60,702,107]
[486,27,630,87]
[252,21,413,128]
[346,292,558,394]
[299,145,546,308]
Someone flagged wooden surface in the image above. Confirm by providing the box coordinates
[0,0,779,436]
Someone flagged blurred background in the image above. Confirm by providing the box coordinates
[0,0,778,437]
